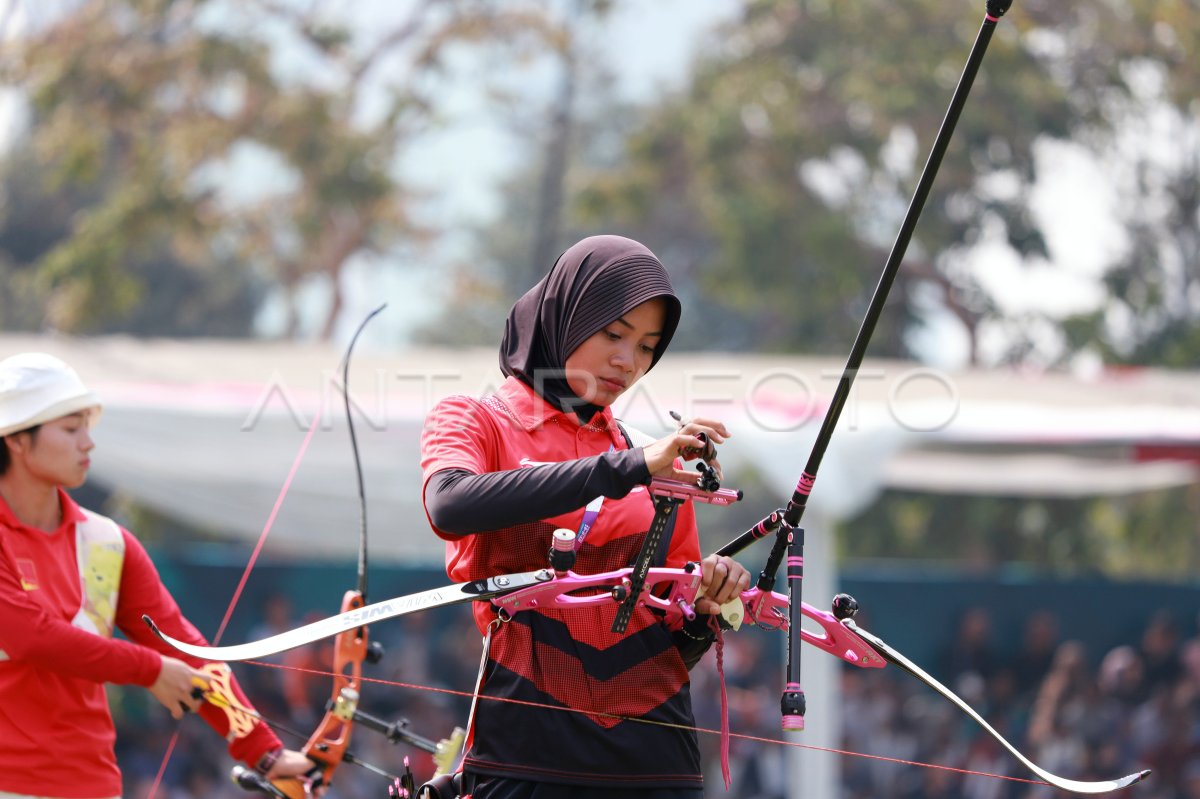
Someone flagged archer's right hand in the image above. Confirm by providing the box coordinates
[641,416,730,482]
[150,654,208,719]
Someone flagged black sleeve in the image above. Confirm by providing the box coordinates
[672,615,717,670]
[424,448,651,536]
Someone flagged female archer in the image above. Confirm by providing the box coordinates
[0,353,313,799]
[420,234,751,798]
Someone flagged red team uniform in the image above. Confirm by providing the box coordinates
[422,378,706,790]
[0,489,281,798]
[419,235,743,798]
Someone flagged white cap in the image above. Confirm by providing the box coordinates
[0,353,102,437]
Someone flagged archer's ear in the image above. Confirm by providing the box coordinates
[3,432,29,456]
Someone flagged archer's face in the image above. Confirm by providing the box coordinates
[6,412,95,489]
[564,297,666,407]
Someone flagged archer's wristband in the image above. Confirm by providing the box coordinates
[254,747,282,775]
[678,615,717,642]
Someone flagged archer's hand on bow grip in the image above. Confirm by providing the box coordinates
[694,554,750,616]
[255,759,326,799]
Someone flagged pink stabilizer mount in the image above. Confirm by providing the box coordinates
[754,512,781,538]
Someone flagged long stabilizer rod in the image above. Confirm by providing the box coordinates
[720,0,1016,558]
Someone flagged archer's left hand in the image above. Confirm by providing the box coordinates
[266,750,325,796]
[695,554,750,615]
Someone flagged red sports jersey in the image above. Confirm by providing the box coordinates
[0,490,280,798]
[421,377,705,789]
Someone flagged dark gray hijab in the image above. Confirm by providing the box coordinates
[499,235,682,420]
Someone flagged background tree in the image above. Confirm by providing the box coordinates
[0,143,263,335]
[425,0,1199,366]
[5,1,1195,358]
[568,0,1083,359]
[0,0,558,338]
[1041,0,1200,367]
[842,483,1200,579]
[416,0,624,347]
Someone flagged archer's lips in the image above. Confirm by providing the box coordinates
[600,378,626,392]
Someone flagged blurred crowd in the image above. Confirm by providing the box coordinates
[113,599,1199,799]
[702,606,1200,799]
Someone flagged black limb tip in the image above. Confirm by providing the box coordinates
[832,593,859,620]
[366,640,385,665]
[986,0,1013,17]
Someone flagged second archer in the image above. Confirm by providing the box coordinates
[0,353,316,799]
[419,234,751,799]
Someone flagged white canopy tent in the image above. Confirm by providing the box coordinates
[1,334,954,561]
[1,335,1190,562]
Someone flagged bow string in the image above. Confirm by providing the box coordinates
[148,2,1154,795]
